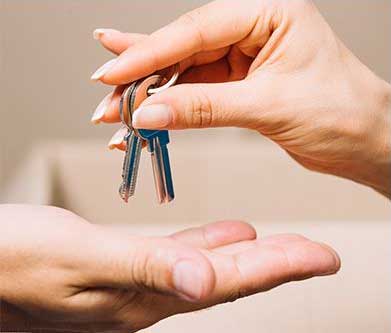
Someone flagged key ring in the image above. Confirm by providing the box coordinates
[119,82,137,132]
[147,63,179,95]
[119,64,180,131]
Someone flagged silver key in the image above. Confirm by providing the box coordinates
[119,131,143,202]
[118,83,143,202]
[116,64,179,204]
[128,75,175,204]
[144,131,174,203]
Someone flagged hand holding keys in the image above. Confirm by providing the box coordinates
[118,65,179,204]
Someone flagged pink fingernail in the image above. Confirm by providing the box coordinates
[91,93,112,124]
[108,126,128,150]
[91,58,117,82]
[132,104,173,129]
[93,28,109,40]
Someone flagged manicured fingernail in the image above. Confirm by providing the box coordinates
[319,243,341,274]
[91,93,112,124]
[91,58,117,82]
[93,28,109,40]
[108,126,128,150]
[132,104,172,129]
[173,259,204,301]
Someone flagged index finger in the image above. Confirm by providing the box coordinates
[100,0,258,85]
[170,220,257,249]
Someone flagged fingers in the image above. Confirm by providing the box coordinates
[127,233,341,323]
[91,85,125,125]
[95,58,235,129]
[107,126,127,150]
[131,79,263,130]
[206,234,341,303]
[81,231,216,302]
[95,1,258,85]
[93,28,146,55]
[170,220,257,249]
[75,221,257,318]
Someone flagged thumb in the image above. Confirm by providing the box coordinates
[132,81,261,130]
[81,232,216,302]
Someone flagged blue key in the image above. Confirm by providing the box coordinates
[139,129,174,204]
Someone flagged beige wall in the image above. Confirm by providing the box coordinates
[1,0,390,197]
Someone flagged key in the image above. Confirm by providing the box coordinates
[119,131,143,202]
[128,75,175,204]
[118,83,143,202]
[118,76,164,202]
[116,65,179,204]
[141,129,175,204]
[118,77,164,202]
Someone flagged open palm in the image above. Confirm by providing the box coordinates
[0,205,339,332]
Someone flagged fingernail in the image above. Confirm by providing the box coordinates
[93,28,109,40]
[132,104,172,129]
[320,243,341,273]
[108,126,128,150]
[319,243,341,274]
[91,58,117,82]
[173,259,204,301]
[91,93,112,124]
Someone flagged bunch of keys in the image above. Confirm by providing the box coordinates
[118,65,179,204]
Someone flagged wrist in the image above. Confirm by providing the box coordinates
[351,79,391,197]
[370,82,391,197]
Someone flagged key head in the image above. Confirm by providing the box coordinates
[120,83,138,130]
[138,128,170,142]
[146,130,170,152]
[138,129,160,140]
[129,75,164,137]
[156,130,170,145]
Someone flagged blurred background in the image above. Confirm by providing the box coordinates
[0,1,390,332]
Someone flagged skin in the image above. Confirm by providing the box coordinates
[0,205,339,331]
[93,0,391,197]
[3,0,389,331]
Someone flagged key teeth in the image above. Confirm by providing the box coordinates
[118,184,126,202]
[119,181,134,203]
[118,134,143,203]
[128,138,143,196]
[119,190,134,203]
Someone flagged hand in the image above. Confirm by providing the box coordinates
[0,204,339,332]
[91,0,391,197]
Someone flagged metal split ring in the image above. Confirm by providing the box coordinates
[147,63,179,95]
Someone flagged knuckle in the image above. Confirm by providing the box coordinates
[222,287,244,304]
[129,239,174,293]
[131,249,155,291]
[178,10,204,51]
[220,261,248,304]
[186,86,214,128]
